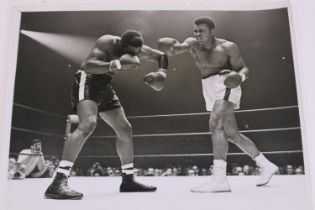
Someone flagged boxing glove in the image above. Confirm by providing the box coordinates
[109,54,140,72]
[223,71,246,89]
[158,37,178,55]
[120,54,140,70]
[144,69,167,91]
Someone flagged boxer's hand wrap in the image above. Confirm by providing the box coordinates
[144,69,167,91]
[109,59,122,73]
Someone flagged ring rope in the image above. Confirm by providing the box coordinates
[14,103,65,119]
[92,126,301,139]
[10,150,303,158]
[11,126,64,138]
[127,105,298,119]
[14,103,297,120]
[11,126,300,138]
[74,150,304,158]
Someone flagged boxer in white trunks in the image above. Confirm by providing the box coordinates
[158,17,278,193]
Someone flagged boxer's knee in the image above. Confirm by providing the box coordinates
[117,122,132,141]
[77,116,97,137]
[224,117,242,142]
[209,113,224,134]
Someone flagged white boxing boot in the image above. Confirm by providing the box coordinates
[255,153,279,186]
[191,159,231,193]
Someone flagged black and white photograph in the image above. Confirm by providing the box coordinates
[1,0,315,210]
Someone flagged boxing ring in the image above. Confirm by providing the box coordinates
[6,175,310,210]
[6,103,312,210]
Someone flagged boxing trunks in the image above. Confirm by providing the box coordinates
[71,70,121,112]
[201,73,241,111]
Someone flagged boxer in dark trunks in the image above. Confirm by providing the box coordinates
[45,30,168,199]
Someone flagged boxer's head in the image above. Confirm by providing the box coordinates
[194,17,215,44]
[121,30,143,55]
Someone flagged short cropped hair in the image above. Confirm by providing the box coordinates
[194,17,215,30]
[32,138,41,145]
[121,30,143,48]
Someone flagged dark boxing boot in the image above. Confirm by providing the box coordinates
[119,174,157,192]
[44,172,83,199]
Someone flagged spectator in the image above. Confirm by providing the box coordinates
[286,165,294,175]
[88,162,105,176]
[232,166,243,175]
[147,168,155,176]
[188,169,195,176]
[243,165,250,175]
[200,168,208,176]
[154,168,160,176]
[8,158,17,179]
[162,168,173,176]
[51,156,61,169]
[295,166,304,175]
[13,139,49,179]
[192,165,199,176]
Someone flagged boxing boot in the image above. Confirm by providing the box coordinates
[191,160,231,193]
[45,172,83,199]
[255,153,278,186]
[120,174,157,192]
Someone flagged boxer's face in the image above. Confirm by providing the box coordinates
[194,24,214,44]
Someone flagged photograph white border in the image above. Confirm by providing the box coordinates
[1,0,314,209]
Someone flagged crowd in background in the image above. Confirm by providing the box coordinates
[7,138,304,179]
[8,155,304,179]
[72,161,304,177]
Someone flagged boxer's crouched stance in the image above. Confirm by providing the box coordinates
[45,30,168,199]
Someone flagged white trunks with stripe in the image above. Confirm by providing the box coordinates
[201,74,242,111]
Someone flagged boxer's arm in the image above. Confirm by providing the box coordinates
[83,36,113,74]
[158,37,195,56]
[83,36,140,74]
[139,45,168,70]
[140,45,168,91]
[226,42,249,80]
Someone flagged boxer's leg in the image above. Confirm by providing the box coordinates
[224,109,278,186]
[99,107,157,192]
[45,100,98,200]
[191,100,232,193]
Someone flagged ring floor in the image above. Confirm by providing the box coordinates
[5,175,312,210]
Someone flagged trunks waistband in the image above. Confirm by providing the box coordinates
[202,72,220,80]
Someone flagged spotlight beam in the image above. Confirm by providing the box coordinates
[20,30,96,64]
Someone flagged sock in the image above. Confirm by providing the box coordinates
[213,159,227,178]
[255,153,270,167]
[121,163,134,175]
[56,160,74,177]
[213,159,227,168]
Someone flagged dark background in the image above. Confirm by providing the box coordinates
[9,9,303,170]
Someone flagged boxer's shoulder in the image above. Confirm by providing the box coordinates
[96,35,120,50]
